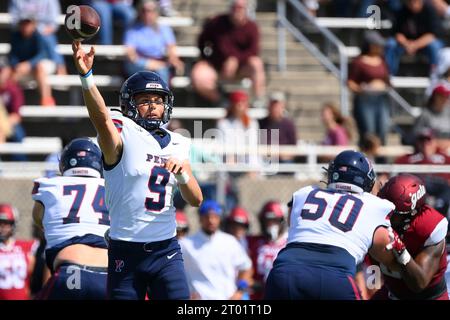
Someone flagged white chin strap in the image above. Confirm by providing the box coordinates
[63,168,101,178]
[328,182,364,194]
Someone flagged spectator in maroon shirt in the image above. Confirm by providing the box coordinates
[191,0,266,105]
[258,91,297,163]
[321,102,353,146]
[348,31,391,147]
[394,127,450,216]
[0,71,27,161]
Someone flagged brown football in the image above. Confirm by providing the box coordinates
[64,5,100,41]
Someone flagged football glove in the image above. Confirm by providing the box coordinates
[386,227,411,265]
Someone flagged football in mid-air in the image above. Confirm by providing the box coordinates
[64,5,100,41]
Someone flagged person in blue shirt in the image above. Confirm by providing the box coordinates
[1,15,55,106]
[123,0,184,85]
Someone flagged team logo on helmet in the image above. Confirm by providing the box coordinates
[146,82,163,89]
[410,184,426,210]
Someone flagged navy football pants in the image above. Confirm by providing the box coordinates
[264,243,361,300]
[37,263,107,300]
[107,237,189,300]
[265,263,361,300]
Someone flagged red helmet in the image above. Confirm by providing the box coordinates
[259,201,285,220]
[378,174,427,215]
[228,206,250,226]
[175,210,188,229]
[0,204,18,223]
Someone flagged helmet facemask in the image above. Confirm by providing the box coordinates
[120,74,174,131]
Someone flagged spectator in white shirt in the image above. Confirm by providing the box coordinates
[180,200,253,300]
[217,90,260,169]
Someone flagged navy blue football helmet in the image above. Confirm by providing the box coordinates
[119,71,174,131]
[59,138,103,178]
[327,150,376,193]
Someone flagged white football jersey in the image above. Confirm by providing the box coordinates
[32,176,109,249]
[288,185,394,264]
[104,112,191,242]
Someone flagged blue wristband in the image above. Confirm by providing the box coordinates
[80,69,93,78]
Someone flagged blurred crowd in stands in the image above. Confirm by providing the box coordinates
[1,0,450,299]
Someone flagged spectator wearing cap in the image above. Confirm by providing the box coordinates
[190,0,266,105]
[179,200,253,300]
[175,210,189,239]
[258,91,297,164]
[413,84,450,151]
[348,31,391,146]
[217,90,260,168]
[225,206,250,250]
[384,0,443,76]
[0,14,55,106]
[395,127,450,215]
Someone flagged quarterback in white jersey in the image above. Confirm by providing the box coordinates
[105,110,191,242]
[32,138,109,300]
[72,41,203,300]
[265,150,401,300]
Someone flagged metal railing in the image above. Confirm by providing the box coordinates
[277,0,349,115]
[276,0,417,119]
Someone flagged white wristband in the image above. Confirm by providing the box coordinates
[175,171,190,184]
[397,249,411,266]
[80,69,94,90]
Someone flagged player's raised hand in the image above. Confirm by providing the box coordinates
[163,157,184,175]
[72,40,95,75]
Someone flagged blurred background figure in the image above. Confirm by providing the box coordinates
[0,14,55,106]
[158,0,179,17]
[258,91,297,164]
[348,31,391,146]
[0,70,26,161]
[413,84,450,151]
[124,0,183,85]
[191,0,265,105]
[321,101,354,146]
[248,200,287,300]
[88,0,135,45]
[225,206,250,250]
[9,0,66,76]
[217,90,260,169]
[384,0,443,76]
[175,210,189,239]
[395,128,450,218]
[0,103,12,150]
[180,200,253,300]
[0,204,38,300]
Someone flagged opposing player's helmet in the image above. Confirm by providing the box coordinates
[227,206,250,227]
[0,204,17,223]
[378,173,427,216]
[119,71,174,131]
[259,201,285,221]
[327,150,376,193]
[259,201,286,241]
[59,138,103,178]
[0,204,18,241]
